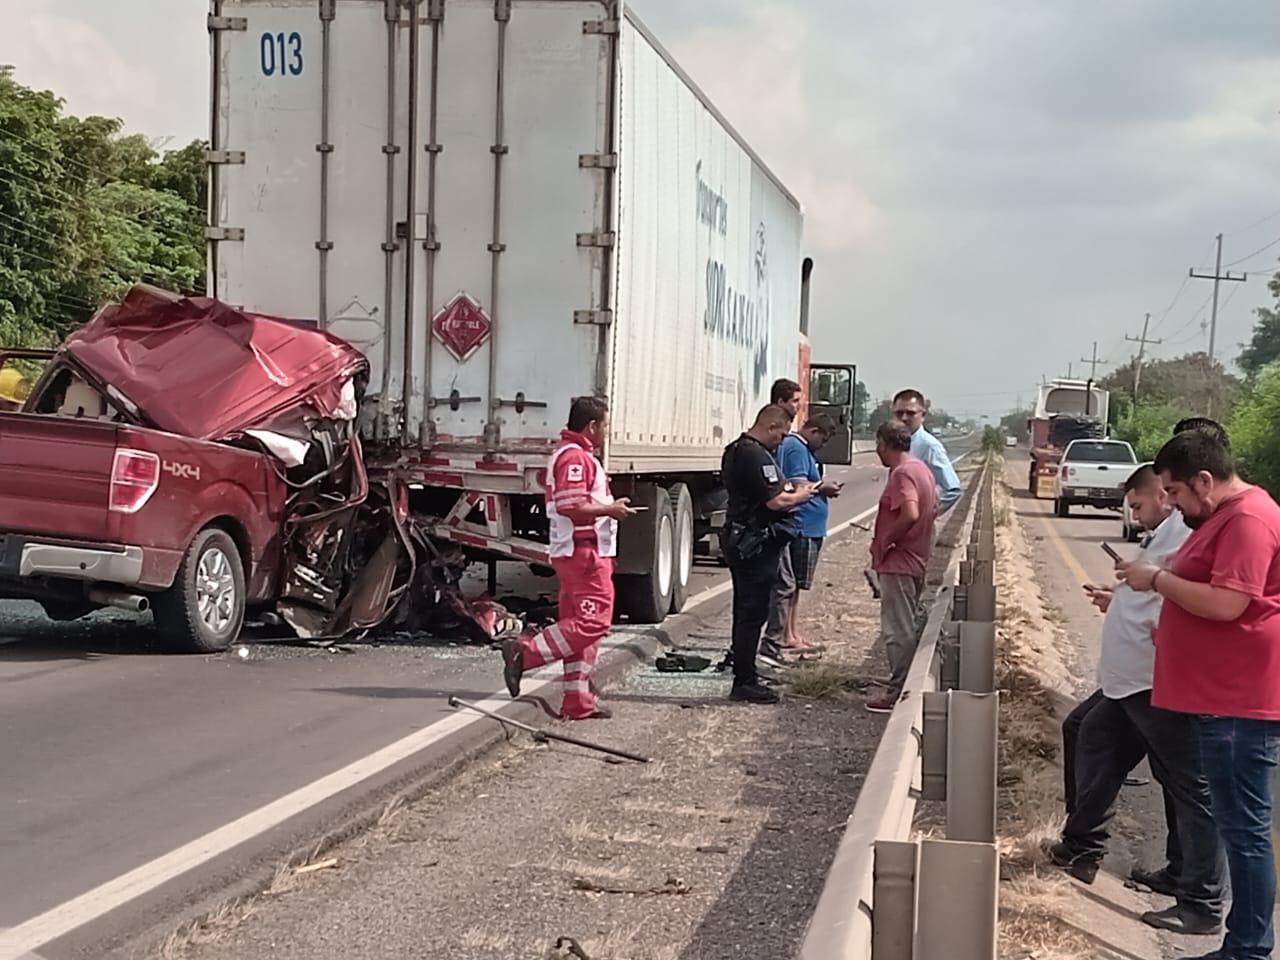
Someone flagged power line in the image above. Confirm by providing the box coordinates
[1225,207,1280,237]
[1224,233,1280,269]
[1189,232,1248,366]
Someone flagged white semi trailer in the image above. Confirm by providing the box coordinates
[207,0,854,621]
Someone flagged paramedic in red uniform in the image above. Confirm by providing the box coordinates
[501,396,635,720]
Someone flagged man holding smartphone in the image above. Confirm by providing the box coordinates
[1052,465,1223,935]
[759,413,844,666]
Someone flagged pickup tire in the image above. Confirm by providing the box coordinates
[1054,498,1070,518]
[154,528,246,653]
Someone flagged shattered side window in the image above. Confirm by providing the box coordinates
[29,367,120,422]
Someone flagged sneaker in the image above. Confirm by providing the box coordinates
[758,650,793,670]
[730,682,781,704]
[1140,905,1220,936]
[715,652,734,673]
[1048,840,1099,884]
[864,697,898,714]
[501,638,525,698]
[1130,865,1177,898]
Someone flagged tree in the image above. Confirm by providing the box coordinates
[0,67,206,345]
[1110,401,1188,461]
[853,379,870,430]
[1000,408,1032,442]
[1229,362,1280,496]
[1098,352,1240,419]
[1239,261,1280,377]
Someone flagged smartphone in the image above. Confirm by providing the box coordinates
[1100,542,1122,564]
[629,506,649,512]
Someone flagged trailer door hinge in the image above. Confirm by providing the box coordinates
[427,0,445,22]
[576,231,616,249]
[206,226,245,242]
[583,19,619,35]
[207,14,248,31]
[578,153,617,170]
[574,310,613,326]
[205,149,245,165]
[494,0,511,22]
[319,0,337,21]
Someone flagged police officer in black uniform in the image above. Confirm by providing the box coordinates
[720,404,818,703]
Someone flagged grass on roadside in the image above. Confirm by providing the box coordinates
[786,660,876,701]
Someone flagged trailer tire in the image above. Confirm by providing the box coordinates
[1054,498,1070,519]
[668,483,695,614]
[617,488,675,624]
[154,528,246,653]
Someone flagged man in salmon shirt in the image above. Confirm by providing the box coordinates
[865,419,937,714]
[1119,430,1280,960]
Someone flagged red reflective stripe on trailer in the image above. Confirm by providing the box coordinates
[451,532,489,549]
[421,456,450,466]
[422,471,467,487]
[513,545,549,563]
[474,460,520,472]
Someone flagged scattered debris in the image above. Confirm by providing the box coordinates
[571,875,691,897]
[448,697,651,764]
[292,858,339,876]
[695,844,730,855]
[654,653,712,673]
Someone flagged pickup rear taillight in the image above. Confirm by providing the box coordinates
[1060,465,1070,479]
[110,449,160,514]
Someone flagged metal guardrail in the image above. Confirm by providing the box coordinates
[799,458,1000,960]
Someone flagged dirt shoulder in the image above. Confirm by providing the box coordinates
[994,457,1174,960]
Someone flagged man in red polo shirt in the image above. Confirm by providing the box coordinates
[1118,430,1280,960]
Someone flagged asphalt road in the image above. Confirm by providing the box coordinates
[0,437,975,959]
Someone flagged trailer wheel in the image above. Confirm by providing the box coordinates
[1054,498,1070,519]
[154,528,246,653]
[668,483,695,614]
[617,488,675,623]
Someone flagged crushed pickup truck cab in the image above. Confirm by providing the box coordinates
[0,285,469,652]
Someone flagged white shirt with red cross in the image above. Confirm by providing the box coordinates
[546,429,617,559]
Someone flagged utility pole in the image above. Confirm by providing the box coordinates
[1125,313,1162,400]
[1066,362,1074,379]
[1079,341,1107,380]
[1189,233,1247,365]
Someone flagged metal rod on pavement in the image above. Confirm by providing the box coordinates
[448,697,651,764]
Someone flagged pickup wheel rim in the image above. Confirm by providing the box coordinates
[196,547,237,635]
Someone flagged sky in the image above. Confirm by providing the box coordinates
[3,0,1278,418]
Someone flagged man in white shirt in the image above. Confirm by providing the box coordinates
[1050,465,1224,935]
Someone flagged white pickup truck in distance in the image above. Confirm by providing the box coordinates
[1053,439,1138,518]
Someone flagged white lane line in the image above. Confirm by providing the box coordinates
[1,446,976,958]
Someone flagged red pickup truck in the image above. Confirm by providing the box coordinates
[0,286,375,652]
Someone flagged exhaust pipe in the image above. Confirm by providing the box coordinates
[88,589,150,614]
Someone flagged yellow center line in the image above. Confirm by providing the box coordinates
[1034,502,1097,588]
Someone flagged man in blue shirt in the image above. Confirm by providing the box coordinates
[892,389,960,515]
[760,413,844,665]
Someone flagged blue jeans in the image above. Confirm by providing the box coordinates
[1197,716,1280,959]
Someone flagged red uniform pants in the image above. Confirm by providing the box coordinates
[518,546,614,719]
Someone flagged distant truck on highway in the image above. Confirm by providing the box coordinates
[1053,439,1137,518]
[206,0,856,624]
[1028,379,1110,497]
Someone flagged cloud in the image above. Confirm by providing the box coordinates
[4,4,159,127]
[666,3,882,250]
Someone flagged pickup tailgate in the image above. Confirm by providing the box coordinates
[0,413,118,541]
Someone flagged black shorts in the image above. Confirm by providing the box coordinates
[789,537,824,591]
